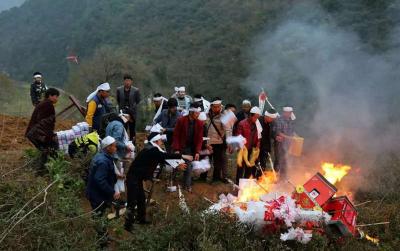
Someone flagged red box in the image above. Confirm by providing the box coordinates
[303,172,337,206]
[322,196,357,236]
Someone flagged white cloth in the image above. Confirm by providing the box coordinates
[256,119,263,139]
[114,162,125,193]
[86,82,111,103]
[192,158,211,175]
[174,86,185,92]
[198,112,207,121]
[242,100,251,105]
[153,98,168,122]
[226,135,247,150]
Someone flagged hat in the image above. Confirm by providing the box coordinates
[264,108,278,119]
[242,100,251,106]
[250,106,261,115]
[101,136,116,149]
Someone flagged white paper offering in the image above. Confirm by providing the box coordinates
[165,159,185,169]
[226,135,247,150]
[221,110,237,128]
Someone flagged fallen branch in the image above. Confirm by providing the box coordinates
[0,179,58,244]
[356,222,390,227]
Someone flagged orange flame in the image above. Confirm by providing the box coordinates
[237,171,276,202]
[321,162,351,185]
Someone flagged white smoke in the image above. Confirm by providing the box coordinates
[243,2,400,187]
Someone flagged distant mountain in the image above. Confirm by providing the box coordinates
[0,0,24,12]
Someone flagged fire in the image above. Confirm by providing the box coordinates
[321,162,351,185]
[237,171,276,202]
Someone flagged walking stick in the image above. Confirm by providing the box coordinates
[267,152,277,180]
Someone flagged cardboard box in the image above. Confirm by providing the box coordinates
[322,196,357,236]
[303,172,337,206]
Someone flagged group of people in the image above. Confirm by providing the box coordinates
[25,72,297,247]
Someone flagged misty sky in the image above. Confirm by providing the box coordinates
[0,0,24,12]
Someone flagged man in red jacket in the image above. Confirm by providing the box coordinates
[25,88,60,173]
[235,106,261,184]
[172,103,204,191]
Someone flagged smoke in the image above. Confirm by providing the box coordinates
[243,2,400,190]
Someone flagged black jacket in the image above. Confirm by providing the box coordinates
[30,82,47,106]
[259,116,274,152]
[127,144,181,180]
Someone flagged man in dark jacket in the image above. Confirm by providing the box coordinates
[116,74,141,141]
[259,109,278,173]
[233,99,252,135]
[25,88,59,172]
[172,103,204,191]
[154,98,181,152]
[86,136,120,248]
[124,132,190,232]
[30,72,48,106]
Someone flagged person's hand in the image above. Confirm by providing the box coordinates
[126,146,132,153]
[161,128,167,133]
[182,155,193,161]
[178,163,187,171]
[174,151,180,154]
[207,144,213,151]
[227,145,234,154]
[194,153,200,161]
[113,192,121,200]
[117,174,125,179]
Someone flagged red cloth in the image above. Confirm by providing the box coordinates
[25,99,56,143]
[172,115,204,154]
[235,118,259,149]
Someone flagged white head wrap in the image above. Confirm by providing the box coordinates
[189,107,201,112]
[210,99,222,105]
[250,106,261,115]
[264,110,279,119]
[283,106,296,120]
[174,86,186,92]
[86,82,111,103]
[33,74,42,79]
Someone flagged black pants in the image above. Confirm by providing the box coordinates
[259,147,271,170]
[125,177,146,227]
[200,144,227,181]
[91,202,109,248]
[27,137,58,172]
[124,120,136,143]
[274,143,288,178]
[235,162,256,184]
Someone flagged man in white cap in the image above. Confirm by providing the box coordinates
[171,86,193,112]
[85,82,111,132]
[273,106,296,177]
[235,106,261,184]
[259,108,279,172]
[116,74,141,142]
[30,71,48,106]
[86,136,120,248]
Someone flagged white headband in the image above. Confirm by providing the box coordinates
[283,107,293,112]
[250,106,261,115]
[193,98,203,102]
[33,74,42,78]
[189,107,201,112]
[174,86,186,92]
[264,110,279,118]
[210,100,222,105]
[153,96,166,102]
